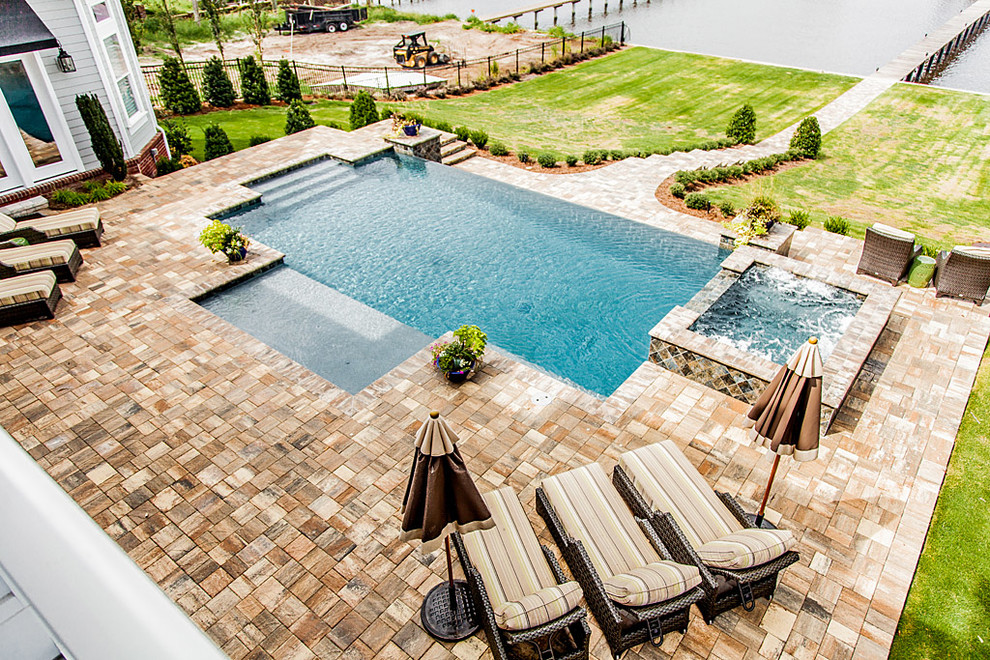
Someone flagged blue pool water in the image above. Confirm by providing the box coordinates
[690,265,863,365]
[217,155,726,395]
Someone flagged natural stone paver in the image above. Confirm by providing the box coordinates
[1,124,987,660]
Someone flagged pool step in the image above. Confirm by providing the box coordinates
[441,140,476,166]
[258,165,360,206]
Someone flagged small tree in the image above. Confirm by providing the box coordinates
[349,91,379,130]
[276,60,302,103]
[726,104,757,144]
[203,124,233,160]
[789,116,822,159]
[157,0,184,62]
[284,100,315,135]
[239,55,270,105]
[203,57,235,107]
[158,56,201,115]
[200,0,226,58]
[248,1,269,61]
[160,118,192,157]
[75,94,128,181]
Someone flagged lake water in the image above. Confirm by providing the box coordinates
[395,0,990,93]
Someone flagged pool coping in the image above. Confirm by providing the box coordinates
[648,246,901,431]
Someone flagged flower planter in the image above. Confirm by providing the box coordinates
[402,124,421,137]
[226,247,247,263]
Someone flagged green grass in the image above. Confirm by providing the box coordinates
[179,101,352,161]
[365,6,457,24]
[704,83,990,246]
[891,346,990,659]
[395,47,857,158]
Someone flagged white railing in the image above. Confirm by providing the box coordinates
[0,426,228,660]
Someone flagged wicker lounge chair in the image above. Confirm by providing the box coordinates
[0,271,61,326]
[613,442,799,623]
[452,487,590,660]
[0,208,103,248]
[934,246,990,304]
[856,223,921,284]
[536,463,705,659]
[0,240,82,282]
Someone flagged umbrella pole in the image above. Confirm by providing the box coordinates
[755,454,781,528]
[445,536,457,611]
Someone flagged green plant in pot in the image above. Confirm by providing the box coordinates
[199,219,250,262]
[727,193,781,247]
[430,325,487,383]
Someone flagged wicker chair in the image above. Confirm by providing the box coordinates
[934,247,990,304]
[0,208,104,248]
[452,487,590,660]
[536,464,705,659]
[0,240,82,282]
[0,271,61,327]
[613,442,799,624]
[856,223,922,284]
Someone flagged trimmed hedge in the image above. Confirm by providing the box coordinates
[489,142,509,156]
[284,100,315,135]
[240,56,270,106]
[684,192,711,211]
[202,56,235,107]
[537,153,556,168]
[726,104,756,144]
[349,91,379,129]
[204,124,233,160]
[276,59,302,103]
[158,56,201,115]
[790,116,822,159]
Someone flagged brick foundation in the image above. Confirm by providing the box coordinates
[0,130,166,207]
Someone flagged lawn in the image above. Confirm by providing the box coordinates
[179,101,353,161]
[703,84,990,247]
[891,346,990,658]
[398,46,858,157]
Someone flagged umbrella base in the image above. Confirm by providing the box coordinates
[746,513,779,529]
[421,580,480,642]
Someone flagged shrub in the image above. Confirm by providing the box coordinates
[284,100,315,135]
[349,91,379,130]
[745,195,781,225]
[239,55,269,105]
[670,182,686,198]
[786,208,811,230]
[160,118,192,158]
[75,94,128,181]
[824,214,851,235]
[726,104,756,144]
[565,154,578,167]
[583,149,602,166]
[248,135,272,146]
[202,56,235,107]
[275,59,302,103]
[429,119,453,133]
[537,153,556,168]
[489,142,509,156]
[454,125,471,142]
[719,201,736,218]
[609,149,625,161]
[517,151,530,163]
[684,192,711,211]
[469,129,489,149]
[203,124,233,160]
[155,156,181,175]
[49,189,87,207]
[789,116,822,159]
[674,171,697,187]
[158,56,201,115]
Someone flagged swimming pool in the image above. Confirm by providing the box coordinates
[210,155,726,395]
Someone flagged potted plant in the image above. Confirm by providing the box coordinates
[392,113,421,137]
[430,325,487,383]
[199,219,250,262]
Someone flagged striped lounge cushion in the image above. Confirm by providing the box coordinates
[23,208,100,237]
[696,529,795,570]
[0,240,76,272]
[461,487,583,631]
[871,223,915,241]
[619,442,743,549]
[0,271,57,307]
[0,213,15,232]
[541,463,700,607]
[603,561,701,607]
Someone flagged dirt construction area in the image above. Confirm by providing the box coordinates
[145,20,556,67]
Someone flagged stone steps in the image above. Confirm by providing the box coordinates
[442,144,477,166]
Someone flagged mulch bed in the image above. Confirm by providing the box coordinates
[475,150,619,174]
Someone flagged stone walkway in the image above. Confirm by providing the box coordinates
[1,124,987,660]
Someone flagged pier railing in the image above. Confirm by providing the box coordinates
[140,22,627,107]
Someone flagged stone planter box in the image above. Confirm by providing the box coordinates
[383,127,442,162]
[719,217,795,256]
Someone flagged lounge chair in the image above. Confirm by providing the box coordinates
[536,463,705,659]
[0,271,61,326]
[0,240,82,282]
[452,486,590,660]
[934,246,990,304]
[856,223,922,284]
[613,442,799,623]
[0,208,103,248]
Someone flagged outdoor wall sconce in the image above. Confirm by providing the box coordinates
[55,48,76,73]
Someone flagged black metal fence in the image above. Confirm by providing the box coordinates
[141,21,626,107]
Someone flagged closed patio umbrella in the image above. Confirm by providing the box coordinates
[747,337,823,528]
[400,411,494,641]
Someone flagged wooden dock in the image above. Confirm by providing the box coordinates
[481,0,647,28]
[878,0,990,82]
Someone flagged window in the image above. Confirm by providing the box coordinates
[91,2,110,22]
[89,0,141,120]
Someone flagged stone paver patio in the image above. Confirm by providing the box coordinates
[1,124,987,660]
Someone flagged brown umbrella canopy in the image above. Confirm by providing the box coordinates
[400,412,494,553]
[748,338,823,462]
